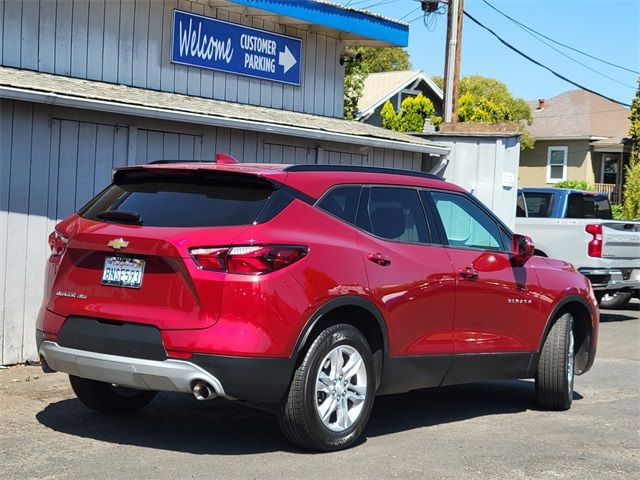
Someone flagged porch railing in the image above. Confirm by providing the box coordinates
[594,183,622,203]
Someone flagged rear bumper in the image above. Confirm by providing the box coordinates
[579,268,640,291]
[37,330,294,407]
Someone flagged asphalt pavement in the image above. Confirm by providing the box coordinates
[1,300,638,479]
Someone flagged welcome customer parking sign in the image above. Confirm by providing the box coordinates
[171,10,302,86]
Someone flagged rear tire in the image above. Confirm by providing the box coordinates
[69,375,156,414]
[277,324,375,451]
[535,313,575,411]
[599,291,632,309]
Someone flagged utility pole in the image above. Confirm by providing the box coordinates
[443,0,464,123]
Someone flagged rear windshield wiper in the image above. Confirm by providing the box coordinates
[96,210,143,225]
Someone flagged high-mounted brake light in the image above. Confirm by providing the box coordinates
[190,245,308,274]
[585,224,602,257]
[48,230,68,256]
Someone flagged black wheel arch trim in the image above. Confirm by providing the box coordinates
[292,295,389,358]
[539,294,596,374]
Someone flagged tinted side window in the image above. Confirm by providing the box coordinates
[317,186,361,224]
[365,187,430,243]
[523,192,553,217]
[567,193,612,219]
[431,192,504,251]
[81,171,274,227]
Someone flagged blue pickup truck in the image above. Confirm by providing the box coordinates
[516,188,640,309]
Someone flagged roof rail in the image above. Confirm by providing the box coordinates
[283,164,443,180]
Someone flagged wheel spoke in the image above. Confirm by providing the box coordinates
[336,397,351,429]
[317,371,332,388]
[346,388,365,405]
[347,384,366,396]
[329,347,343,378]
[341,353,362,380]
[318,396,338,422]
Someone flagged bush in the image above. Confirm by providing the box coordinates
[380,94,436,133]
[611,203,625,220]
[554,180,594,191]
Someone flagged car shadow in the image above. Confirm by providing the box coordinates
[366,380,581,438]
[36,379,579,454]
[599,312,638,323]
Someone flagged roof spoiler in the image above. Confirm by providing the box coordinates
[146,153,239,165]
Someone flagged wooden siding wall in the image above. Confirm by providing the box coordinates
[0,0,345,118]
[0,99,422,364]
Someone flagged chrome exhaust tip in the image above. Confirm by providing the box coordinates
[192,381,216,400]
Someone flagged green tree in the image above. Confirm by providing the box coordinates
[380,94,435,133]
[343,47,410,119]
[622,79,640,219]
[426,74,534,149]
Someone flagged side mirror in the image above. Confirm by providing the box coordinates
[511,234,535,266]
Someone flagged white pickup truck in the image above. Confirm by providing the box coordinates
[516,188,640,308]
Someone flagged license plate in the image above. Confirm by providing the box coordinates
[101,257,145,289]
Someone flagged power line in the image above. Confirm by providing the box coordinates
[480,0,640,76]
[478,2,634,90]
[463,10,631,108]
[346,0,401,8]
[399,6,420,21]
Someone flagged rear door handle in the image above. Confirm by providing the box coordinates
[367,253,391,266]
[458,267,479,280]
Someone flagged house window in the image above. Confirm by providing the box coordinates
[546,146,568,183]
[600,154,620,185]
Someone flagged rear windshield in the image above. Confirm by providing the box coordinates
[522,192,554,217]
[567,193,612,219]
[80,170,276,227]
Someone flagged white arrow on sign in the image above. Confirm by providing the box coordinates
[278,46,297,74]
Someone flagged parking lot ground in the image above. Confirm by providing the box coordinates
[1,300,638,480]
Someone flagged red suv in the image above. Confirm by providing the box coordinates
[37,160,598,451]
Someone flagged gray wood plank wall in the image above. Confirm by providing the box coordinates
[0,98,421,364]
[0,0,346,118]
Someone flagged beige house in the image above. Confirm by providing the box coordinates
[519,90,631,202]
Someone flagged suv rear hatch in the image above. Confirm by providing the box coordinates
[48,166,286,330]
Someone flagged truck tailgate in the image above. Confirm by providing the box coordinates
[602,222,640,258]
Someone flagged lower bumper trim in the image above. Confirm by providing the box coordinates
[38,341,231,399]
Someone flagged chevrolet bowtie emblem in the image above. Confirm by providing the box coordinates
[107,238,129,250]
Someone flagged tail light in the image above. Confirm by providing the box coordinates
[585,224,602,257]
[190,245,308,274]
[48,230,68,256]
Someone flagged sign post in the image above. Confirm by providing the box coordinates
[171,10,302,86]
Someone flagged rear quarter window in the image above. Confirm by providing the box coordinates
[80,170,276,227]
[567,193,612,219]
[316,186,361,224]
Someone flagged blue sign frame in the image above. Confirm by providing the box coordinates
[171,10,302,86]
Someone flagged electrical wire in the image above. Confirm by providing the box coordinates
[463,10,631,108]
[480,0,640,75]
[399,6,420,21]
[477,3,635,90]
[347,0,401,8]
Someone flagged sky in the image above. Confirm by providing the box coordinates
[337,0,640,106]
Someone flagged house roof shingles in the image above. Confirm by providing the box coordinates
[527,89,630,140]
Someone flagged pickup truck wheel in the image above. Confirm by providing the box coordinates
[277,324,375,452]
[599,291,632,309]
[69,375,156,414]
[535,313,574,411]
